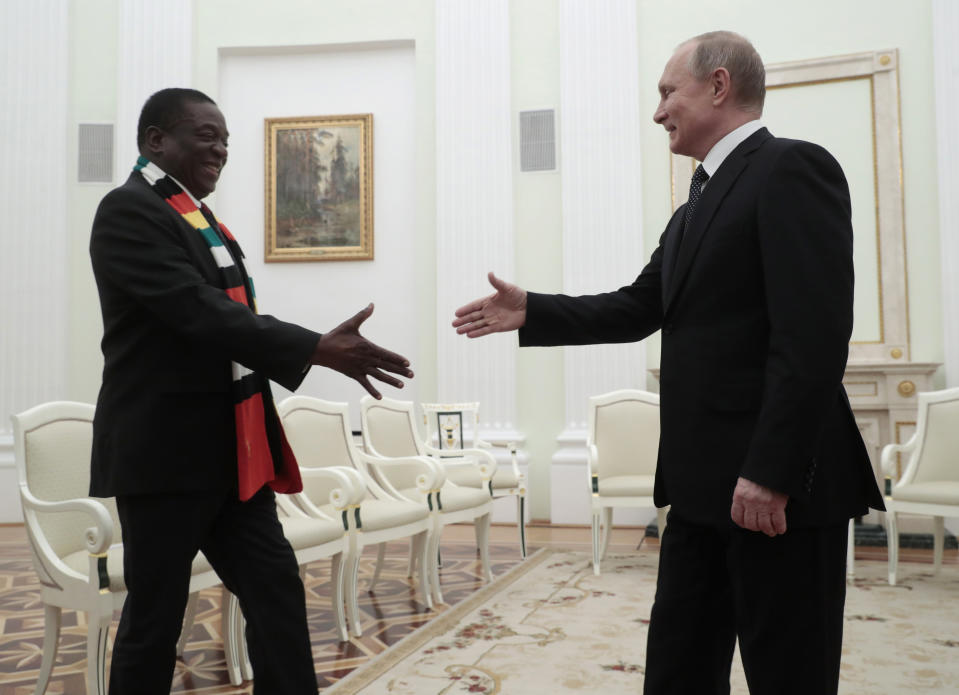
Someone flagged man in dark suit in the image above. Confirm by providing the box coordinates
[453,31,884,695]
[90,87,413,694]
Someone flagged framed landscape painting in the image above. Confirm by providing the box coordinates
[264,113,373,262]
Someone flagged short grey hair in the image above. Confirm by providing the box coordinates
[685,31,765,113]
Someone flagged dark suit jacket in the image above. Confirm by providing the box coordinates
[520,128,885,527]
[89,172,320,498]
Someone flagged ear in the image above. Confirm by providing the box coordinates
[143,125,166,157]
[710,67,732,106]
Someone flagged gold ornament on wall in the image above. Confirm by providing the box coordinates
[897,380,916,397]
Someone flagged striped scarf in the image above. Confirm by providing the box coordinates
[135,156,302,501]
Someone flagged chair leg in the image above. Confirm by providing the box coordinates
[655,506,668,541]
[177,591,199,658]
[346,548,363,638]
[475,512,493,583]
[846,518,856,581]
[412,529,433,609]
[600,507,613,562]
[34,603,61,695]
[86,611,111,695]
[517,494,528,559]
[429,520,445,605]
[371,542,387,591]
[328,552,349,642]
[238,609,253,683]
[407,537,417,577]
[933,516,945,575]
[222,590,244,686]
[886,511,899,586]
[591,510,602,576]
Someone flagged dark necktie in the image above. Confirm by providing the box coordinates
[684,164,709,227]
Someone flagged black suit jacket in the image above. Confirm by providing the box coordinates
[89,172,320,497]
[520,128,884,527]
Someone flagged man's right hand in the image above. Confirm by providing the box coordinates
[311,303,414,399]
[452,272,527,338]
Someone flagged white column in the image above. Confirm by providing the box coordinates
[115,0,193,177]
[551,0,646,523]
[435,0,520,442]
[933,0,959,387]
[0,0,69,522]
[0,0,69,435]
[555,0,645,446]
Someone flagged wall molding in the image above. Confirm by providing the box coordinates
[554,0,646,488]
[933,0,959,386]
[0,0,69,439]
[434,0,519,437]
[115,0,193,179]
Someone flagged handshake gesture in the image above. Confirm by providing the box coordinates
[311,303,414,399]
[452,272,528,338]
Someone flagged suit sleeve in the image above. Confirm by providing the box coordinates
[91,187,320,391]
[740,142,854,501]
[518,231,667,347]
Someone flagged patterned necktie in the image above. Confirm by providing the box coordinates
[684,164,710,227]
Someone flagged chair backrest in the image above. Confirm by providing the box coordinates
[421,402,481,450]
[359,396,425,490]
[12,401,121,559]
[360,397,423,458]
[902,387,959,485]
[278,396,358,504]
[587,389,660,479]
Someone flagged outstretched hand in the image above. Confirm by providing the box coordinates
[452,272,528,338]
[311,304,414,399]
[730,476,788,537]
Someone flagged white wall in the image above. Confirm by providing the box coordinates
[216,42,419,425]
[2,0,953,532]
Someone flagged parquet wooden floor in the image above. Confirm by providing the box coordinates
[0,522,954,693]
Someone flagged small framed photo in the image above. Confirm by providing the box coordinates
[264,114,373,262]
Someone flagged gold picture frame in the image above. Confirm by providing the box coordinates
[264,114,373,262]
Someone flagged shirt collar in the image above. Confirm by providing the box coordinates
[701,119,764,179]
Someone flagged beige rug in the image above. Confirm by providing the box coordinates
[326,547,959,694]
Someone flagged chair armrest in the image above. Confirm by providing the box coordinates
[880,438,916,480]
[298,466,367,509]
[587,444,599,493]
[280,467,366,529]
[19,485,114,554]
[356,450,446,495]
[424,444,497,480]
[479,440,525,480]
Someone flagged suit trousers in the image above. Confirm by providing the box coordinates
[643,511,848,695]
[110,487,317,695]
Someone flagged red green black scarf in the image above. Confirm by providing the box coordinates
[135,156,303,501]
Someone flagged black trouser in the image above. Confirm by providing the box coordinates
[643,511,848,695]
[110,487,317,694]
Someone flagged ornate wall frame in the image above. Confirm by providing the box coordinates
[669,49,908,363]
[264,113,374,262]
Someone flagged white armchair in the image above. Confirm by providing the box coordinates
[880,386,959,585]
[11,401,228,695]
[587,389,668,575]
[278,396,437,637]
[360,396,494,604]
[227,465,362,685]
[421,402,528,558]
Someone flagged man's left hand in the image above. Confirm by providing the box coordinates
[730,477,788,537]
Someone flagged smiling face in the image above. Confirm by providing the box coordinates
[653,42,719,161]
[145,100,229,199]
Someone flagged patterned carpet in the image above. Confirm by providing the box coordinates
[2,524,957,694]
[0,531,525,695]
[326,548,959,695]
